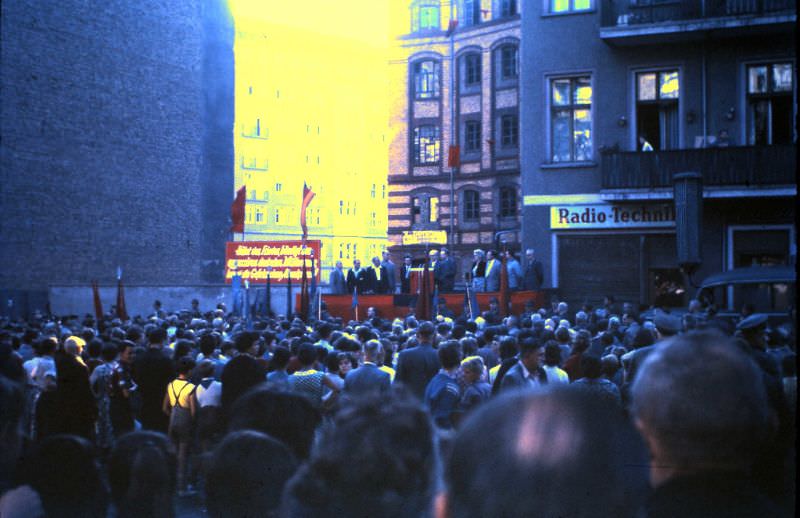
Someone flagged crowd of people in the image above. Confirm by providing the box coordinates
[0,289,795,517]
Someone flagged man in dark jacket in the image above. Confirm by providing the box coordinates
[395,321,440,400]
[523,248,544,290]
[133,327,174,432]
[344,340,391,396]
[365,256,390,294]
[346,259,369,295]
[437,249,457,292]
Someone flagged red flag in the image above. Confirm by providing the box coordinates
[300,182,316,241]
[416,261,432,321]
[116,278,129,321]
[448,145,460,168]
[231,186,246,233]
[300,254,310,319]
[91,280,103,323]
[446,18,458,37]
[499,255,511,317]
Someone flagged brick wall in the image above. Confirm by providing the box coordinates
[0,0,234,303]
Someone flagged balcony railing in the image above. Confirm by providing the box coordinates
[601,0,795,28]
[601,145,796,190]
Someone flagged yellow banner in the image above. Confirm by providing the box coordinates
[402,230,447,245]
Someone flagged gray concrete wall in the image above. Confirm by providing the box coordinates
[48,283,310,320]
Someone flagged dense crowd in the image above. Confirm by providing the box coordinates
[0,293,795,517]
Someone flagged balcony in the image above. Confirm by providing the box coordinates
[600,0,795,45]
[601,145,796,190]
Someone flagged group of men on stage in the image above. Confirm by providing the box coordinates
[328,248,545,295]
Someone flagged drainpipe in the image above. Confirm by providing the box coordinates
[702,44,708,144]
[449,0,456,250]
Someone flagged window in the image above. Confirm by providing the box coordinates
[461,53,481,89]
[464,120,482,152]
[241,156,268,171]
[461,0,481,27]
[550,76,593,162]
[550,0,592,13]
[274,209,281,223]
[463,190,480,221]
[747,63,794,145]
[411,1,440,32]
[501,114,519,148]
[413,125,441,164]
[255,211,263,223]
[412,194,439,225]
[500,45,518,80]
[413,60,440,99]
[636,70,679,150]
[499,187,517,218]
[500,0,518,17]
[371,184,376,198]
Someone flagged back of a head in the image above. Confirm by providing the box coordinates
[417,321,435,340]
[438,340,462,369]
[283,393,436,518]
[229,384,321,459]
[364,339,383,362]
[631,330,770,471]
[271,346,292,370]
[544,341,562,367]
[446,388,648,518]
[234,331,259,354]
[147,327,167,345]
[108,431,176,518]
[207,430,298,518]
[20,434,108,518]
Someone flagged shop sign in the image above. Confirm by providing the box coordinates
[550,204,675,230]
[225,240,320,283]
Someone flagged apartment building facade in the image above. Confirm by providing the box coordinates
[388,0,523,279]
[520,0,796,309]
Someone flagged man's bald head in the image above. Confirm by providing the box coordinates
[445,388,648,518]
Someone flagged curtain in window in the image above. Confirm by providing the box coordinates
[659,104,679,150]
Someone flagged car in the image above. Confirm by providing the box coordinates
[695,265,795,328]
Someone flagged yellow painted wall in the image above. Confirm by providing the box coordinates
[230,0,396,277]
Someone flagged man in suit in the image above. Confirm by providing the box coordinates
[483,250,501,292]
[400,255,413,294]
[395,321,441,401]
[428,249,440,290]
[344,340,391,396]
[499,337,547,393]
[380,250,397,294]
[133,327,175,432]
[437,248,457,292]
[366,256,389,294]
[523,248,544,290]
[328,261,347,295]
[346,259,369,295]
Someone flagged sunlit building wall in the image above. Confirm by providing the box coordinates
[230,1,391,279]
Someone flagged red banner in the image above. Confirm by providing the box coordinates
[225,240,321,284]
